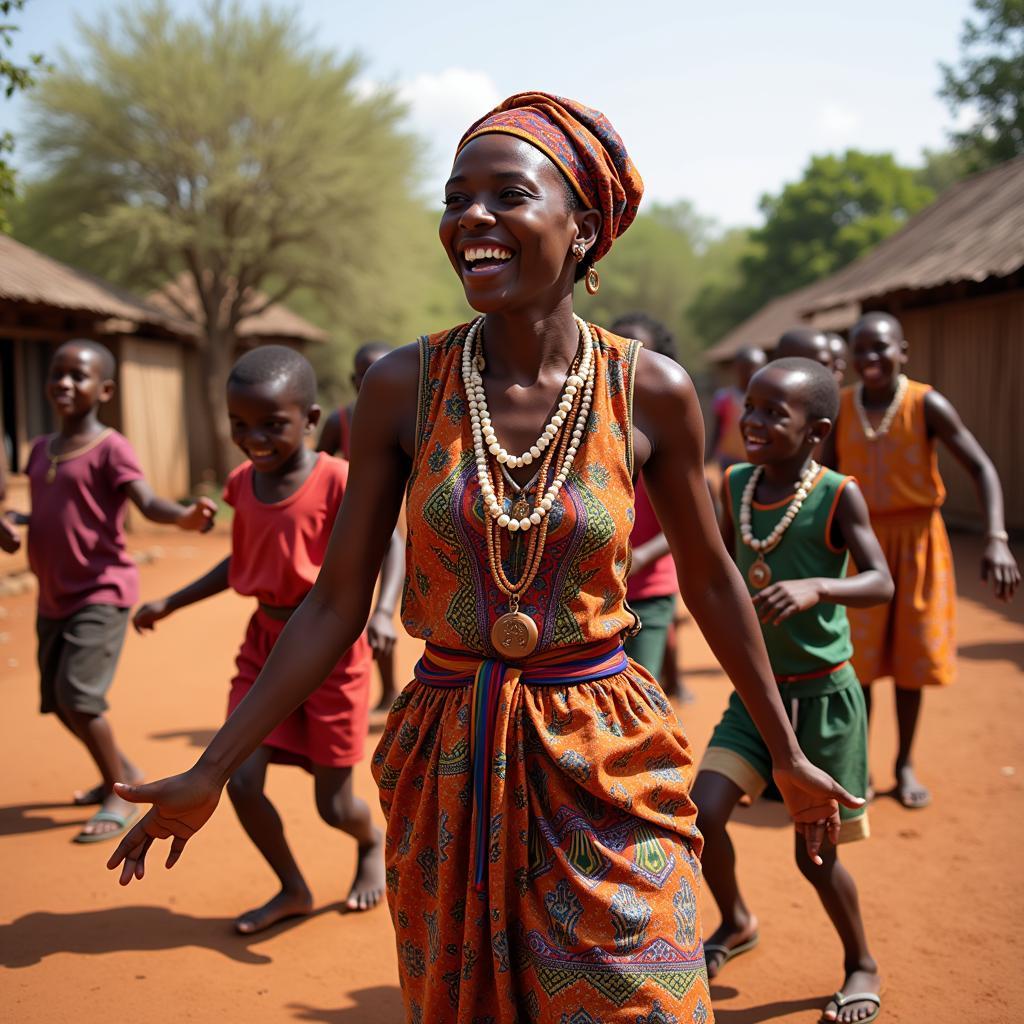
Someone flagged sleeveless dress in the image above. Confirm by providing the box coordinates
[835,380,956,688]
[372,323,712,1024]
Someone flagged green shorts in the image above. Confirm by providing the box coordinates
[701,662,870,843]
[624,593,677,676]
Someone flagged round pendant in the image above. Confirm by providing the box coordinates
[511,498,530,521]
[748,556,771,590]
[46,463,57,484]
[491,611,539,659]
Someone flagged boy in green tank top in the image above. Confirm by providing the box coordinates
[695,358,894,1024]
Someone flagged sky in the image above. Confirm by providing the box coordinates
[1,0,975,229]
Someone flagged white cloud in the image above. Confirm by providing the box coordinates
[817,102,863,145]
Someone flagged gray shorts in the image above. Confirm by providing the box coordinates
[37,604,130,716]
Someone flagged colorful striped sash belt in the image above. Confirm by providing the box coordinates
[414,638,630,891]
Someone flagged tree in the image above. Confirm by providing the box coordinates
[690,151,934,346]
[0,0,48,232]
[941,0,1024,170]
[21,0,421,477]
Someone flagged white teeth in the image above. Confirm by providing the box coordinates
[465,246,513,262]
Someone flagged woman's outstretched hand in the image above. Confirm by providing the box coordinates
[106,768,223,885]
[773,758,864,865]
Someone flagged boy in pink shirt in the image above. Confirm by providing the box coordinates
[4,340,215,842]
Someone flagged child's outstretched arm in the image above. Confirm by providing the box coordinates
[124,480,216,533]
[924,390,1020,601]
[133,557,231,633]
[753,482,894,625]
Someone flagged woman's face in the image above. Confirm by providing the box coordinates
[440,133,596,314]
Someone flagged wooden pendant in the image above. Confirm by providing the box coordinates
[491,611,539,659]
[46,462,58,484]
[748,555,771,589]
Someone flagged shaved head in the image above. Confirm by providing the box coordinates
[759,356,840,422]
[55,340,116,380]
[774,328,831,366]
[228,345,317,407]
[851,311,904,342]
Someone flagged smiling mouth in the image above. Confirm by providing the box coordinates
[247,448,275,459]
[461,245,515,274]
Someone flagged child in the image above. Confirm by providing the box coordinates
[710,346,766,471]
[134,345,397,931]
[4,339,215,842]
[611,312,692,702]
[695,357,893,1024]
[833,311,1019,808]
[827,332,849,385]
[318,341,403,710]
[773,326,834,371]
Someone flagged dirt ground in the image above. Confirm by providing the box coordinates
[0,529,1021,1023]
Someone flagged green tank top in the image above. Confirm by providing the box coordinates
[726,464,853,678]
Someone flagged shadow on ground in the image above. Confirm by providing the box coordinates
[958,639,1024,663]
[288,986,404,1023]
[149,727,218,747]
[0,802,89,837]
[711,994,828,1023]
[0,902,349,968]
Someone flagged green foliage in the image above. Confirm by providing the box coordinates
[914,147,977,194]
[688,151,934,348]
[0,0,49,232]
[16,0,433,473]
[940,0,1024,170]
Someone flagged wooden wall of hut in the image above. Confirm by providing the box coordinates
[899,289,1023,532]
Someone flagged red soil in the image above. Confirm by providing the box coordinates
[0,530,1020,1023]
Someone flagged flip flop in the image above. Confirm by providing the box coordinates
[822,990,881,1023]
[73,809,138,844]
[72,783,107,806]
[704,933,760,972]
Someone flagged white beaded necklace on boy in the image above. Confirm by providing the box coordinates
[739,459,820,589]
[854,373,908,441]
[463,314,596,534]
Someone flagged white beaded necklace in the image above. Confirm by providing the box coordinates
[854,373,908,440]
[463,315,596,534]
[739,460,820,588]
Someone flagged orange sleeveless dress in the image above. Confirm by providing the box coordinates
[835,379,956,688]
[372,324,712,1024]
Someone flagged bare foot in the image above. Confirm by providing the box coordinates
[895,764,930,809]
[821,967,881,1023]
[235,888,314,935]
[76,791,138,840]
[703,915,759,979]
[345,829,385,912]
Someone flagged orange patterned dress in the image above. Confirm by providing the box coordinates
[835,379,956,688]
[372,323,712,1024]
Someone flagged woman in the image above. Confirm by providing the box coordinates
[108,93,860,1024]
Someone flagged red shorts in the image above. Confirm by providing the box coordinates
[228,608,372,769]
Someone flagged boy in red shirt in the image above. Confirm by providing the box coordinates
[135,346,400,931]
[3,340,215,842]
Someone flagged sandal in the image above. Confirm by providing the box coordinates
[822,990,881,1023]
[703,932,759,972]
[73,809,138,844]
[72,782,107,806]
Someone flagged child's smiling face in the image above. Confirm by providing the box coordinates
[227,380,319,474]
[47,344,114,420]
[740,366,827,466]
[850,321,907,390]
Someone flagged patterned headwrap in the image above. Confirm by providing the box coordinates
[457,92,644,264]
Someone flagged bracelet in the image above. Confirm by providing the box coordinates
[987,530,1009,542]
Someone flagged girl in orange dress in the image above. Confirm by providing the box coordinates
[834,312,1019,808]
[107,93,863,1024]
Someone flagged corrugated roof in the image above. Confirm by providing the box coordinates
[148,273,328,345]
[705,279,832,362]
[0,234,195,336]
[805,154,1024,314]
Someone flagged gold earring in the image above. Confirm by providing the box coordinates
[585,265,600,295]
[572,242,586,263]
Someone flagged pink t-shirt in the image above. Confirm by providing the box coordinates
[627,476,677,601]
[27,430,145,618]
[224,453,348,607]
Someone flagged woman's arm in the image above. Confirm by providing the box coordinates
[133,557,232,633]
[752,481,893,625]
[633,350,861,855]
[108,343,420,883]
[925,390,1019,600]
[367,528,404,656]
